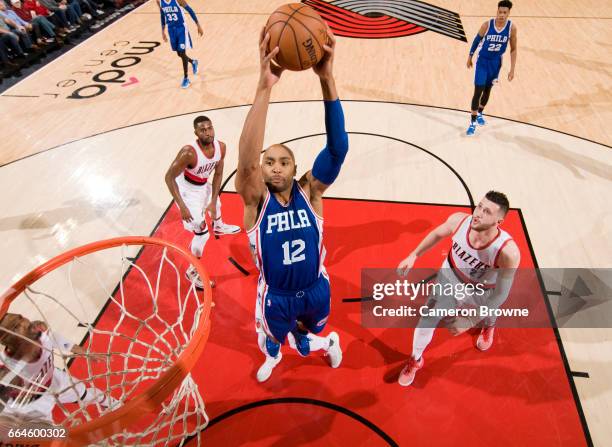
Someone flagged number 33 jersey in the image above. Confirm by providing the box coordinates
[247,180,326,291]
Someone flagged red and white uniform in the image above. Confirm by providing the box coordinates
[0,331,85,422]
[176,139,223,232]
[443,215,513,288]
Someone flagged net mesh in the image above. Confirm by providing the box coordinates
[0,241,210,446]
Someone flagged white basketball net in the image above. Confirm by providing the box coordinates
[0,243,209,446]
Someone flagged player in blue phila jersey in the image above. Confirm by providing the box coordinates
[158,0,203,89]
[235,28,348,382]
[466,0,518,136]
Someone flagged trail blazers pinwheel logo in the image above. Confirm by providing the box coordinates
[302,0,467,41]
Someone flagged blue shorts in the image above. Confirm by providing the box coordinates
[256,275,331,344]
[168,25,192,52]
[475,56,502,86]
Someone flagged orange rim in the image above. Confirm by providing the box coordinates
[0,237,213,446]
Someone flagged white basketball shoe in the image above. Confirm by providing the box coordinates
[185,265,215,290]
[325,332,342,368]
[256,352,282,383]
[213,221,241,235]
[99,394,121,410]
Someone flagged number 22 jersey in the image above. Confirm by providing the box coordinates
[247,181,326,291]
[478,18,512,59]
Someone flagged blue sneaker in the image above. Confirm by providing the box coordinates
[191,59,198,76]
[466,123,476,136]
[289,330,310,357]
[476,113,486,126]
[180,77,190,89]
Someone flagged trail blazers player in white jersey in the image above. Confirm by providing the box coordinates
[165,116,241,289]
[0,313,117,422]
[396,191,520,387]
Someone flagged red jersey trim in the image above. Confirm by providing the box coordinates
[452,214,470,237]
[466,226,501,251]
[197,139,216,160]
[183,170,207,184]
[246,191,271,234]
[296,183,323,221]
[493,238,513,268]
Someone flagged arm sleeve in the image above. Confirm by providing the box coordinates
[469,34,482,55]
[183,4,198,24]
[311,99,349,185]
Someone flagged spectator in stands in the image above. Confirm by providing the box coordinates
[0,37,18,68]
[0,14,26,64]
[38,0,79,30]
[0,2,34,52]
[0,0,45,48]
[22,0,70,34]
[10,0,58,44]
[74,0,104,20]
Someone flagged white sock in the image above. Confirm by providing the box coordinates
[257,332,267,355]
[308,333,330,352]
[412,327,435,360]
[190,230,209,258]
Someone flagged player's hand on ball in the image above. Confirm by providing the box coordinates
[466,56,473,69]
[180,206,193,223]
[397,253,417,277]
[258,28,284,90]
[508,69,514,81]
[313,27,335,80]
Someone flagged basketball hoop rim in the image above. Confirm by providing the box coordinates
[0,236,213,446]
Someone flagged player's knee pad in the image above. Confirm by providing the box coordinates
[265,336,280,358]
[190,229,209,258]
[177,50,186,59]
[471,86,485,111]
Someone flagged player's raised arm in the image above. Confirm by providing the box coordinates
[165,146,197,223]
[235,29,283,208]
[307,29,348,196]
[397,212,468,276]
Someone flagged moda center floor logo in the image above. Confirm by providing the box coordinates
[303,0,466,41]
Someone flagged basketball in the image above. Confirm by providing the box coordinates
[265,3,329,71]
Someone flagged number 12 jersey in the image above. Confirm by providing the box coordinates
[247,181,326,291]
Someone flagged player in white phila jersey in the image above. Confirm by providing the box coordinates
[165,116,241,289]
[396,191,521,387]
[0,313,118,423]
